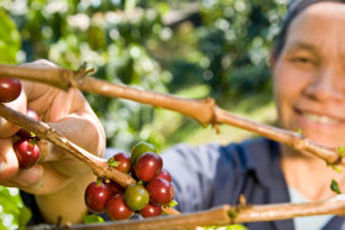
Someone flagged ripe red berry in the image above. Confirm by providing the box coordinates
[105,180,123,195]
[134,152,162,182]
[84,181,111,213]
[17,109,40,138]
[146,178,174,205]
[0,78,22,103]
[106,193,133,220]
[155,168,171,182]
[109,152,131,173]
[140,203,162,218]
[13,138,40,169]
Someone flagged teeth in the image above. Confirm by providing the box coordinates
[302,113,339,124]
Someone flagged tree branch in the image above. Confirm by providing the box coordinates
[0,64,341,165]
[26,196,345,230]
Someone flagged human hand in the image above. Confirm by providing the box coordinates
[0,59,106,196]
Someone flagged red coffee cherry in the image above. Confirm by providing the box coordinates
[140,203,162,218]
[105,180,123,195]
[0,78,22,103]
[134,152,162,182]
[84,181,111,213]
[146,178,174,205]
[106,193,133,220]
[155,168,171,182]
[109,152,131,173]
[13,138,40,169]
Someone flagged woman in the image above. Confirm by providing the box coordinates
[162,0,345,229]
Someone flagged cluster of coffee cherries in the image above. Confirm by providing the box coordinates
[84,141,175,220]
[0,78,41,169]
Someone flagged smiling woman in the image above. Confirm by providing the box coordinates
[272,0,345,202]
[161,1,345,230]
[273,2,345,148]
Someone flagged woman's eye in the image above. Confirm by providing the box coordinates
[291,56,315,65]
[294,57,311,63]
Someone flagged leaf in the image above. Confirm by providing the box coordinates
[331,179,342,194]
[226,224,248,230]
[296,128,303,135]
[82,214,104,224]
[18,206,32,229]
[108,157,120,168]
[331,165,342,174]
[169,200,178,207]
[337,146,345,157]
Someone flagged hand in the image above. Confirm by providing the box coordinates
[0,59,106,223]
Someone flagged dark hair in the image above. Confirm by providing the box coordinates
[273,0,345,58]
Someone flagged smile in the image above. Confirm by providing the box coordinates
[300,112,340,124]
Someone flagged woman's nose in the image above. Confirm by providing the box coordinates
[303,68,344,102]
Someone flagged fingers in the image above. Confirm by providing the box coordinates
[10,164,43,187]
[0,86,27,137]
[0,138,19,180]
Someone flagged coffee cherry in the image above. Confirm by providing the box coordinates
[155,168,171,182]
[131,141,156,165]
[124,184,149,211]
[0,78,22,103]
[146,178,174,205]
[13,138,40,169]
[134,152,162,182]
[106,193,133,220]
[140,203,162,218]
[17,109,39,138]
[84,181,111,213]
[106,180,123,195]
[109,152,131,173]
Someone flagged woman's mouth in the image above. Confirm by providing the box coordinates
[301,112,340,124]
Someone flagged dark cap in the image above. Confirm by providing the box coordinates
[274,0,345,57]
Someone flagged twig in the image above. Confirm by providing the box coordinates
[0,64,341,165]
[0,104,134,187]
[26,196,345,230]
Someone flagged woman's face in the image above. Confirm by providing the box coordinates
[273,2,345,148]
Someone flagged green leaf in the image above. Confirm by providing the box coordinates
[331,165,343,174]
[169,200,178,207]
[337,146,345,157]
[82,214,104,224]
[331,179,342,194]
[18,206,32,229]
[226,224,248,230]
[296,128,303,135]
[108,157,120,168]
[0,8,20,64]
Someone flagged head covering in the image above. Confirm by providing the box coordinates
[273,0,345,57]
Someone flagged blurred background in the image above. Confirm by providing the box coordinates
[0,0,287,228]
